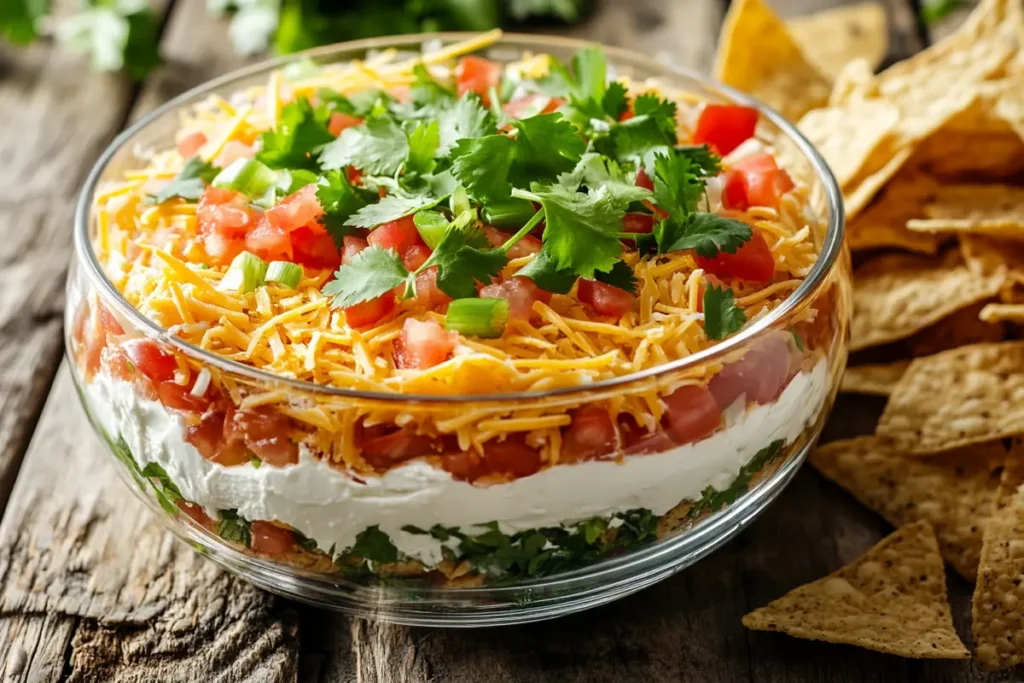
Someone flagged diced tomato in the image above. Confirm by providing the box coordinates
[660,385,722,445]
[480,276,551,320]
[347,167,363,186]
[342,235,368,264]
[562,407,617,462]
[721,169,749,210]
[225,407,299,467]
[727,152,794,209]
[482,225,542,259]
[692,104,758,156]
[175,130,207,158]
[343,293,396,328]
[444,436,542,481]
[502,94,565,119]
[745,168,794,209]
[266,185,325,233]
[157,380,210,413]
[414,267,453,311]
[100,346,134,382]
[635,167,654,191]
[197,187,260,240]
[695,228,775,283]
[402,244,432,271]
[619,108,635,122]
[619,414,675,455]
[122,339,177,383]
[98,305,123,335]
[360,427,444,469]
[328,112,363,136]
[455,56,502,106]
[290,226,340,270]
[707,331,792,410]
[576,279,634,317]
[368,215,424,255]
[394,318,456,370]
[623,213,655,234]
[250,521,295,555]
[176,499,213,528]
[244,218,293,261]
[185,410,251,467]
[76,305,105,379]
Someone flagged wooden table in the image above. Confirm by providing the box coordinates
[0,1,996,681]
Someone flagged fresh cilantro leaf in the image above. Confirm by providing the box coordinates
[316,170,370,245]
[651,150,705,223]
[594,260,637,294]
[322,245,410,308]
[560,153,653,205]
[514,248,578,294]
[319,87,396,118]
[217,509,251,547]
[344,192,444,228]
[570,45,607,104]
[319,115,408,175]
[675,144,722,177]
[527,184,626,278]
[655,213,752,257]
[147,156,219,204]
[411,63,455,106]
[405,120,440,176]
[632,92,678,141]
[437,94,497,155]
[510,113,586,185]
[593,115,673,167]
[349,525,400,564]
[702,284,747,340]
[601,81,629,120]
[428,226,508,299]
[0,0,49,44]
[451,135,516,203]
[257,97,335,171]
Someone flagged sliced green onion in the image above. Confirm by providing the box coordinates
[482,198,536,228]
[266,261,302,289]
[445,298,509,338]
[220,251,268,293]
[413,210,449,249]
[212,159,278,198]
[278,168,318,193]
[449,185,471,216]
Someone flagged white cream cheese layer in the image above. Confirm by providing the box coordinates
[86,360,828,567]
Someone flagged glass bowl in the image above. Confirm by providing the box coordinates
[65,32,850,626]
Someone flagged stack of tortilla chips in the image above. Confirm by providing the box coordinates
[715,0,1024,669]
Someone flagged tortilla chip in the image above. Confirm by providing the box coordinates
[850,251,1004,351]
[787,3,888,80]
[840,361,910,396]
[829,58,877,106]
[743,521,969,659]
[876,341,1024,454]
[811,437,1005,579]
[980,302,1024,323]
[798,101,900,188]
[714,0,830,122]
[906,301,1007,357]
[846,172,944,253]
[843,145,915,221]
[971,448,1024,670]
[905,185,1024,239]
[959,234,1024,285]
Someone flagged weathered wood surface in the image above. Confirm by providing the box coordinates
[0,0,1007,681]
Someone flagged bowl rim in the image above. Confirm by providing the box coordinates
[73,31,845,405]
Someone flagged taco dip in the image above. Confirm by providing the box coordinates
[66,32,850,624]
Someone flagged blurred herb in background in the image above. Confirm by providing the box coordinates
[0,0,593,79]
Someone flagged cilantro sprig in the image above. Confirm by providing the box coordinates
[147,156,219,204]
[702,284,748,340]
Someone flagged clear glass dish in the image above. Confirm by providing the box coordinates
[65,32,850,626]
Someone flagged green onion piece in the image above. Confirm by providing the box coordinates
[266,261,302,289]
[445,298,509,338]
[220,251,268,293]
[278,169,318,193]
[413,210,449,249]
[481,198,537,228]
[212,158,278,198]
[449,185,471,216]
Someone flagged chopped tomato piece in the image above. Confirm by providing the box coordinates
[414,267,453,311]
[444,436,541,481]
[175,130,207,158]
[122,339,177,383]
[225,407,298,467]
[100,346,134,382]
[502,94,565,118]
[342,235,368,264]
[660,385,722,445]
[76,305,106,379]
[368,215,424,255]
[481,225,542,259]
[290,226,340,270]
[619,108,635,122]
[721,169,749,210]
[619,414,675,455]
[728,152,794,209]
[623,213,655,234]
[250,521,295,555]
[562,407,617,462]
[576,279,634,317]
[157,380,210,413]
[176,499,213,528]
[360,428,443,469]
[394,318,456,370]
[635,167,654,191]
[480,276,551,320]
[707,331,792,410]
[197,187,260,240]
[402,244,432,271]
[185,410,251,467]
[695,228,775,283]
[98,305,123,335]
[343,293,396,328]
[455,56,502,106]
[244,218,293,261]
[328,112,363,136]
[266,184,324,233]
[692,104,758,156]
